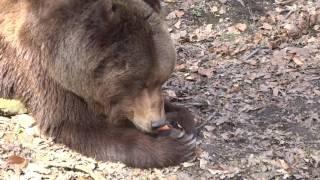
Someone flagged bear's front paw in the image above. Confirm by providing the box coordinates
[158,127,197,164]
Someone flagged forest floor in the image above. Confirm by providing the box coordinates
[1,0,320,179]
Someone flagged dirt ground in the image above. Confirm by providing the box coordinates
[1,0,320,179]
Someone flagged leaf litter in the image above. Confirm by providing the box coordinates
[1,0,320,179]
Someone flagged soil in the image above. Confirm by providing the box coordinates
[1,0,320,179]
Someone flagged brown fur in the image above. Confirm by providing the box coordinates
[0,0,196,168]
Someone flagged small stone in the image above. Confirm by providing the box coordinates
[205,126,215,131]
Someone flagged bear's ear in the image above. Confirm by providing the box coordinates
[143,0,161,13]
[93,0,119,25]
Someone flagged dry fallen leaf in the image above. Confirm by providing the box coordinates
[292,56,304,66]
[166,10,185,20]
[175,64,187,72]
[229,84,241,93]
[235,23,247,32]
[284,24,300,37]
[198,68,214,78]
[286,47,310,58]
[175,10,185,18]
[210,6,219,13]
[219,6,227,14]
[227,26,241,34]
[163,0,176,3]
[185,74,197,81]
[191,24,215,41]
[7,155,28,169]
[165,89,177,98]
[261,23,273,30]
[174,20,181,29]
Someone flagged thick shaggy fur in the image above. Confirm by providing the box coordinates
[0,0,196,168]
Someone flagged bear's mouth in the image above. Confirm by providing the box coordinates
[131,117,167,134]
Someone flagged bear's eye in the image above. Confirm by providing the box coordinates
[144,12,153,20]
[142,83,149,89]
[111,4,117,12]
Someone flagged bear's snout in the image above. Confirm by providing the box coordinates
[131,88,165,132]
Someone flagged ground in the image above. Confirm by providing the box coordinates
[1,0,320,179]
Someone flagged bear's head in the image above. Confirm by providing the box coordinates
[14,0,176,133]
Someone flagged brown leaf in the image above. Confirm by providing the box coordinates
[231,84,241,93]
[227,26,241,34]
[253,33,264,44]
[284,24,300,38]
[314,89,320,96]
[198,68,214,78]
[166,10,184,20]
[292,56,304,66]
[191,24,215,41]
[189,65,199,73]
[175,64,187,72]
[273,87,279,96]
[175,10,185,18]
[7,155,28,169]
[286,47,310,58]
[185,74,197,81]
[164,89,177,98]
[166,11,177,20]
[214,44,232,56]
[235,23,247,32]
[261,23,273,30]
[3,133,17,144]
[210,6,219,13]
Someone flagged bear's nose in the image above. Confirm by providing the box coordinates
[151,119,167,129]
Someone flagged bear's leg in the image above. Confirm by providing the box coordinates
[164,100,196,134]
[55,122,196,168]
[0,63,15,99]
[29,89,196,168]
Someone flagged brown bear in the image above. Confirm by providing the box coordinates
[0,0,196,168]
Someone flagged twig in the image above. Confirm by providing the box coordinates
[235,0,246,7]
[242,48,261,60]
[276,0,298,5]
[196,121,209,132]
[285,10,294,19]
